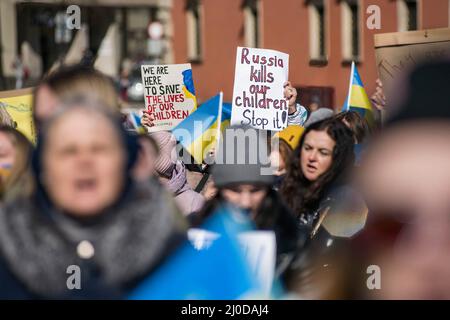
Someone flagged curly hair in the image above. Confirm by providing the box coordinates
[280,118,355,217]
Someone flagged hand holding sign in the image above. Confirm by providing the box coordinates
[283,81,298,114]
[141,64,197,132]
[370,78,386,112]
[231,47,289,131]
[141,110,155,130]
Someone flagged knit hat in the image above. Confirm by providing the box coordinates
[212,125,274,188]
[304,108,334,127]
[273,125,305,150]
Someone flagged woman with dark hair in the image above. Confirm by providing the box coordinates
[281,118,355,226]
[280,118,368,298]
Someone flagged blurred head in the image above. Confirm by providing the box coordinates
[37,98,133,218]
[281,119,354,214]
[0,126,33,197]
[132,134,159,181]
[270,138,293,176]
[220,183,269,217]
[334,111,370,144]
[212,125,274,216]
[308,96,321,113]
[33,65,119,128]
[355,61,450,299]
[357,122,450,299]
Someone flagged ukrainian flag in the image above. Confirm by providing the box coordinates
[172,92,229,164]
[127,205,265,300]
[342,62,375,127]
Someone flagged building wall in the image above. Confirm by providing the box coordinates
[172,0,450,108]
[172,0,246,104]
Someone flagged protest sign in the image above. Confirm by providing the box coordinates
[141,63,197,132]
[0,88,36,143]
[374,28,450,90]
[231,47,289,131]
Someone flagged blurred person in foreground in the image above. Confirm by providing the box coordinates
[0,98,186,299]
[353,60,450,299]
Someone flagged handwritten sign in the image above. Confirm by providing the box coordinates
[231,47,289,131]
[374,28,450,90]
[141,64,197,132]
[0,88,36,143]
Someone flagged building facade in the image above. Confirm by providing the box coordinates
[172,0,450,109]
[0,0,174,89]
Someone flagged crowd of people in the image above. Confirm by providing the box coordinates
[0,59,449,299]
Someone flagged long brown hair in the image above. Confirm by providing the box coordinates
[280,118,355,217]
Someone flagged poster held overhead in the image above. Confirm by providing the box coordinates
[141,63,197,132]
[231,47,289,131]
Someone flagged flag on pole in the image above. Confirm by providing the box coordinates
[342,62,375,127]
[172,92,225,164]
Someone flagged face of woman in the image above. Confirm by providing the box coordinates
[221,184,268,217]
[0,132,16,169]
[300,130,335,181]
[43,109,126,217]
[0,132,16,183]
[270,149,286,176]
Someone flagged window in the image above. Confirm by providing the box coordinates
[397,0,418,31]
[243,0,261,48]
[308,0,327,64]
[186,0,203,62]
[341,0,361,63]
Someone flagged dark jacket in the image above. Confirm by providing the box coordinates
[284,185,368,298]
[0,180,187,299]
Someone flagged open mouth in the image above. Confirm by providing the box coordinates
[74,178,98,192]
[306,163,317,172]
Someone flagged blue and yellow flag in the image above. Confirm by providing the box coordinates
[127,205,264,300]
[172,92,230,164]
[342,62,375,127]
